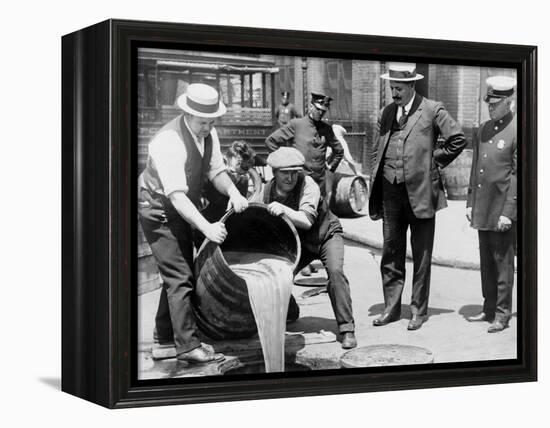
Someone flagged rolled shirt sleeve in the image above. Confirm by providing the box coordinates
[148,129,189,196]
[206,127,227,181]
[299,175,321,224]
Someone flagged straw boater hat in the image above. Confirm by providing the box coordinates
[177,83,227,118]
[484,76,516,103]
[381,63,424,81]
[267,147,305,171]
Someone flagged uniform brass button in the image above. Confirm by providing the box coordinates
[489,140,493,144]
[478,184,482,188]
[480,169,484,173]
[494,126,498,130]
[483,153,487,158]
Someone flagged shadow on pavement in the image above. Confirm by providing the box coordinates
[286,316,339,337]
[368,303,454,319]
[459,304,484,319]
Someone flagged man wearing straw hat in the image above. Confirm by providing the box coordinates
[275,91,301,128]
[256,147,357,349]
[369,63,466,330]
[465,75,517,333]
[138,83,249,364]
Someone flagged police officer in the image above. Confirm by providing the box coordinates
[466,75,517,333]
[266,92,343,197]
[275,91,301,128]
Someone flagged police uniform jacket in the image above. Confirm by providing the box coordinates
[265,115,343,183]
[369,95,466,220]
[467,112,517,230]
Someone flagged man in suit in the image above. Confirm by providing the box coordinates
[369,63,466,330]
[466,76,517,333]
[138,83,249,363]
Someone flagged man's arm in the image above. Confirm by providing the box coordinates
[169,191,227,244]
[466,127,479,209]
[211,171,249,213]
[326,125,344,172]
[432,103,467,168]
[265,121,296,152]
[501,139,517,221]
[267,202,314,230]
[266,175,320,230]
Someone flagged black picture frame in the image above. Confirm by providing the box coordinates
[61,19,537,408]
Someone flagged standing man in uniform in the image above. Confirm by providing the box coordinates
[275,91,301,128]
[256,147,357,349]
[266,92,344,197]
[369,63,466,330]
[466,76,517,333]
[138,83,249,363]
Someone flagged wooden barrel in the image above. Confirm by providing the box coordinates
[329,173,369,217]
[193,203,301,340]
[442,149,473,201]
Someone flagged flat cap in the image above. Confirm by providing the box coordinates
[267,147,305,170]
[484,75,516,103]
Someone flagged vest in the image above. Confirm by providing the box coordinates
[382,115,406,183]
[141,115,213,207]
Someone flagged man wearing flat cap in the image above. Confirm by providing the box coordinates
[138,83,249,364]
[466,75,517,333]
[275,91,301,128]
[265,92,344,197]
[255,147,357,349]
[369,62,466,330]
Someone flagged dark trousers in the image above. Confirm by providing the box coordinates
[138,189,201,355]
[297,233,354,333]
[478,228,515,322]
[380,178,435,317]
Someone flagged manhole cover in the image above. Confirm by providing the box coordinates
[340,344,434,368]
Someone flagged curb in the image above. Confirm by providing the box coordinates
[342,230,480,271]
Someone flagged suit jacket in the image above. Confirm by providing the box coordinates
[369,95,466,220]
[466,113,517,230]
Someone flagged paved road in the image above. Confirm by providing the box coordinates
[138,239,517,378]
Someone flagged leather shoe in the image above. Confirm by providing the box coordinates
[466,312,493,322]
[373,312,399,326]
[341,332,357,349]
[487,320,508,333]
[407,314,424,330]
[177,344,225,364]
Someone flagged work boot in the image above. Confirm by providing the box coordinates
[341,332,357,349]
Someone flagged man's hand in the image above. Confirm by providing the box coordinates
[466,207,472,222]
[497,215,512,232]
[228,193,249,213]
[203,222,228,244]
[267,202,287,217]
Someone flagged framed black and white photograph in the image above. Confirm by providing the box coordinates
[62,18,537,408]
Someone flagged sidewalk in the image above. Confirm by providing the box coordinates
[340,200,480,270]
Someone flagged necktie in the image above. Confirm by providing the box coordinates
[399,106,408,128]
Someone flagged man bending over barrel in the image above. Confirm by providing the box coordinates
[255,147,357,349]
[138,83,248,364]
